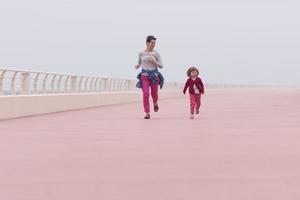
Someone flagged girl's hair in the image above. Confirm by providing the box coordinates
[146,35,156,43]
[186,67,199,77]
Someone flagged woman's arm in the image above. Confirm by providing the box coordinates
[155,52,163,68]
[150,52,163,68]
[135,53,141,69]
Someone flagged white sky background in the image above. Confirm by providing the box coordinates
[0,0,299,85]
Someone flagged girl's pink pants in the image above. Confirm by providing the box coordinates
[189,94,201,114]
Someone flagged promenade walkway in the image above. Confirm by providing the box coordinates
[0,88,300,199]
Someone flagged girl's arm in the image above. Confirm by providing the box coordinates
[183,79,190,94]
[198,78,205,94]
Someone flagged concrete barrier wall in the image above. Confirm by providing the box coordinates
[0,90,183,120]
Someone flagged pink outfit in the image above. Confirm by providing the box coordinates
[189,94,201,114]
[141,75,159,113]
[183,76,204,115]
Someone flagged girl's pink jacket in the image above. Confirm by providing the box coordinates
[183,77,205,94]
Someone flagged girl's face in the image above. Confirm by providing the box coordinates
[190,70,198,78]
[146,40,156,50]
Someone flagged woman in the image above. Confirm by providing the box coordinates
[135,35,164,119]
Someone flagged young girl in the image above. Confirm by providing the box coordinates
[183,67,205,119]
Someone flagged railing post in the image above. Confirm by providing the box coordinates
[57,75,63,93]
[89,77,95,92]
[0,70,6,95]
[112,79,117,91]
[84,77,89,92]
[127,80,132,90]
[71,76,78,93]
[33,73,40,94]
[103,78,108,91]
[21,72,30,95]
[11,71,18,95]
[42,74,49,93]
[98,78,103,91]
[94,78,100,92]
[78,77,84,92]
[64,75,70,93]
[51,75,57,94]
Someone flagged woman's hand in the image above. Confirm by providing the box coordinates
[135,64,140,69]
[149,56,157,64]
[149,55,163,68]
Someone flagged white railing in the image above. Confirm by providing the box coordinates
[0,67,183,95]
[0,67,140,95]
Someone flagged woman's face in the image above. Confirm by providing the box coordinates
[146,39,156,50]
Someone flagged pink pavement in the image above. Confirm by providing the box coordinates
[0,88,300,200]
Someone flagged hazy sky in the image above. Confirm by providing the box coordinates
[1,0,299,85]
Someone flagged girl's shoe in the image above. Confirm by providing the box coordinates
[144,113,150,119]
[190,114,194,119]
[154,103,159,112]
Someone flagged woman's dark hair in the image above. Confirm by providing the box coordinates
[186,67,199,77]
[146,35,156,43]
